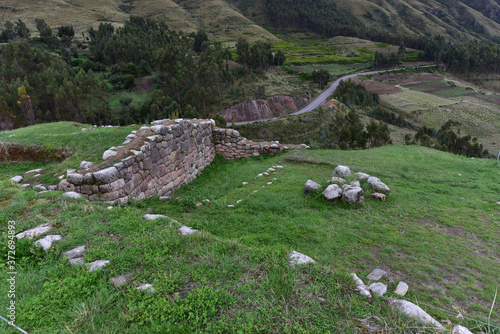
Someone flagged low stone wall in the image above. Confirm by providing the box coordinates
[59,119,306,203]
[213,128,306,159]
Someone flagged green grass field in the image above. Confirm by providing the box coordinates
[0,121,499,332]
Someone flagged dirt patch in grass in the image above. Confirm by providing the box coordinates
[374,73,442,84]
[0,142,71,162]
[363,81,402,95]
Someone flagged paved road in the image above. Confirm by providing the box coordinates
[230,68,403,126]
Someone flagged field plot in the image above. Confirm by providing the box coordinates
[380,88,458,113]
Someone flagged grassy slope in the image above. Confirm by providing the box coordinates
[0,122,499,332]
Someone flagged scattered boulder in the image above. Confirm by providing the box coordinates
[304,180,322,193]
[35,235,62,250]
[371,193,387,201]
[355,172,370,181]
[48,185,58,191]
[103,149,117,160]
[289,251,315,265]
[86,260,110,272]
[143,214,167,220]
[63,246,86,260]
[111,274,131,288]
[62,191,82,199]
[179,226,197,235]
[32,184,47,192]
[452,325,473,334]
[322,184,343,201]
[10,176,23,184]
[58,179,76,192]
[368,282,387,296]
[342,185,364,204]
[367,268,386,281]
[67,173,84,185]
[16,223,52,239]
[389,299,444,330]
[137,284,155,294]
[328,177,347,185]
[333,165,351,177]
[351,273,372,298]
[69,257,85,266]
[367,176,381,184]
[370,182,390,194]
[395,281,409,296]
[350,181,360,187]
[79,161,94,169]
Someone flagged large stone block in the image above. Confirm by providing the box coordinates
[93,167,120,185]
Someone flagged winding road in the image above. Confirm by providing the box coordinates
[231,68,405,126]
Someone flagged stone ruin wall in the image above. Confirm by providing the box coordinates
[60,119,305,203]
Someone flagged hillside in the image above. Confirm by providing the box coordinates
[0,122,499,332]
[3,0,500,42]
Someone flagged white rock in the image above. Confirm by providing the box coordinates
[93,167,119,184]
[35,235,62,250]
[21,184,30,188]
[242,182,249,185]
[66,169,76,176]
[395,281,409,296]
[107,206,113,210]
[179,226,197,235]
[69,257,85,266]
[267,182,272,185]
[58,175,64,180]
[111,274,131,288]
[143,214,167,220]
[25,168,42,175]
[137,284,155,294]
[159,196,171,201]
[139,126,150,131]
[452,325,474,334]
[276,166,284,169]
[368,282,387,296]
[10,176,23,183]
[63,246,86,260]
[333,165,351,177]
[305,180,322,193]
[103,149,118,160]
[263,172,269,176]
[322,184,343,201]
[228,205,235,208]
[48,185,58,191]
[328,177,346,185]
[268,168,276,172]
[16,223,52,239]
[34,174,41,177]
[86,260,110,272]
[273,178,277,181]
[350,181,360,187]
[289,251,315,265]
[257,173,263,177]
[370,182,390,194]
[79,161,93,169]
[62,191,82,199]
[342,185,364,204]
[351,273,372,298]
[367,268,386,280]
[33,184,47,191]
[236,199,243,204]
[367,176,381,184]
[389,299,444,329]
[457,173,462,177]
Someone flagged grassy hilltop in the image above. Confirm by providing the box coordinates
[0,123,499,333]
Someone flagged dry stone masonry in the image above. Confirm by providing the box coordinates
[59,119,303,203]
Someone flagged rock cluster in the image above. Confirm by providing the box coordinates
[212,128,306,159]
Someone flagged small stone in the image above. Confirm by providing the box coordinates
[371,193,387,201]
[86,260,110,272]
[33,184,47,191]
[318,297,326,302]
[457,173,462,177]
[367,176,382,184]
[107,206,113,210]
[48,185,58,191]
[389,299,444,329]
[16,223,52,239]
[58,175,64,180]
[236,199,243,204]
[103,149,118,160]
[10,176,23,184]
[63,246,86,260]
[368,282,387,296]
[497,201,500,205]
[304,180,322,193]
[267,182,272,185]
[367,268,386,281]
[196,202,202,206]
[111,274,131,288]
[276,166,284,169]
[273,178,277,181]
[137,284,155,294]
[268,168,276,172]
[351,273,372,298]
[461,197,466,200]
[228,205,235,208]
[21,184,30,188]
[263,172,269,176]
[333,165,351,177]
[35,235,62,250]
[252,190,257,193]
[79,161,94,169]
[69,257,85,266]
[370,182,390,194]
[159,196,171,201]
[179,226,197,235]
[257,173,263,177]
[62,191,82,199]
[289,251,315,265]
[322,184,342,201]
[350,181,360,187]
[66,169,76,176]
[34,174,41,177]
[242,182,249,185]
[328,177,346,185]
[452,325,474,334]
[143,214,167,220]
[395,281,409,296]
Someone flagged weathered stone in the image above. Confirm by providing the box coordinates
[66,169,76,176]
[355,172,370,181]
[328,177,346,185]
[79,161,93,169]
[322,184,343,201]
[351,273,372,298]
[395,281,409,296]
[69,257,85,266]
[159,196,171,201]
[367,176,381,184]
[93,167,120,185]
[289,251,315,265]
[143,214,167,220]
[333,165,351,177]
[10,175,23,183]
[342,186,364,204]
[16,223,52,239]
[103,149,117,160]
[62,191,82,199]
[368,282,387,296]
[304,180,322,193]
[58,179,76,192]
[370,182,390,194]
[179,226,197,235]
[111,274,131,288]
[35,235,62,250]
[21,183,30,188]
[350,181,360,187]
[371,193,387,201]
[451,325,473,334]
[67,173,84,185]
[48,185,58,191]
[33,184,47,191]
[389,299,444,329]
[63,246,86,260]
[25,168,42,175]
[137,284,155,294]
[367,268,386,281]
[86,260,110,272]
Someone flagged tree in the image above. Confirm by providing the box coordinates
[14,20,30,39]
[236,38,250,70]
[398,41,406,57]
[274,50,286,66]
[311,69,330,89]
[17,85,35,125]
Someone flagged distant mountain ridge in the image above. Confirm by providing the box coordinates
[2,0,500,41]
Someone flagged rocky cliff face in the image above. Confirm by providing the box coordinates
[220,95,308,122]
